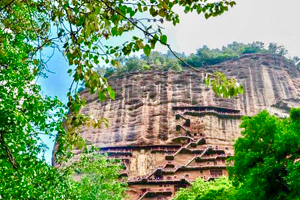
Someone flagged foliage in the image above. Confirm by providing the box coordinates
[100,51,183,76]
[0,153,126,199]
[0,14,69,198]
[228,108,300,200]
[0,158,78,199]
[291,56,300,70]
[204,71,244,98]
[0,0,239,198]
[0,19,125,199]
[102,41,292,80]
[174,177,236,200]
[185,41,288,67]
[68,154,127,200]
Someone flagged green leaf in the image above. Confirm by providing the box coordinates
[142,65,151,70]
[111,26,118,36]
[107,86,116,100]
[205,13,211,19]
[158,9,165,17]
[160,35,167,45]
[204,77,210,86]
[136,40,144,49]
[229,1,236,7]
[33,59,39,65]
[150,39,157,49]
[98,91,107,101]
[143,44,151,56]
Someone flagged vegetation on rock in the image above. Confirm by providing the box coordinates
[98,41,300,98]
[185,42,287,67]
[101,41,298,77]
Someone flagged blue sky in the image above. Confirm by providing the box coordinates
[39,0,300,164]
[37,49,72,164]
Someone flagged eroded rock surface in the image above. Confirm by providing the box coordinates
[79,54,300,148]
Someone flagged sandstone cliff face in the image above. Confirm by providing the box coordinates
[79,54,300,148]
[64,54,300,199]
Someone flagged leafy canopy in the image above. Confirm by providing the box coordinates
[67,154,127,200]
[185,41,288,67]
[97,50,184,77]
[229,108,300,200]
[0,17,126,199]
[174,177,236,200]
[100,41,292,77]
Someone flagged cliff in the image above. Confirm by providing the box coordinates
[79,54,300,148]
[61,53,300,199]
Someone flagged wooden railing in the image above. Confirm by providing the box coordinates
[184,110,243,118]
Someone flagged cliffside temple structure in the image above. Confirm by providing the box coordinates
[99,106,236,200]
[53,54,300,199]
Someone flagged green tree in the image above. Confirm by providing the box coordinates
[0,0,240,198]
[229,109,300,200]
[165,57,182,71]
[268,43,287,56]
[0,23,126,199]
[174,177,236,200]
[242,41,265,54]
[68,154,127,200]
[122,55,148,72]
[292,56,300,70]
[103,51,183,77]
[184,41,293,69]
[107,39,294,81]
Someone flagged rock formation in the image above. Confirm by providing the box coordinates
[56,54,300,199]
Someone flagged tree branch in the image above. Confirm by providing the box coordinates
[99,0,205,73]
[0,131,18,169]
[0,0,15,12]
